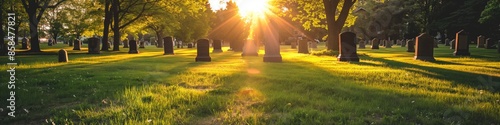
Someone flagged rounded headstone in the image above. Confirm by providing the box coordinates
[196,39,211,62]
[338,32,359,62]
[58,49,68,62]
[414,33,435,61]
[21,37,30,49]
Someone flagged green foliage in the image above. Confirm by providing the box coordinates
[479,0,500,24]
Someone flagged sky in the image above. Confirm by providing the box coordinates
[208,0,230,12]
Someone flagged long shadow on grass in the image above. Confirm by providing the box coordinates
[255,60,499,124]
[0,51,241,124]
[356,55,500,93]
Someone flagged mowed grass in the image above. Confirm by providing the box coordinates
[0,43,499,124]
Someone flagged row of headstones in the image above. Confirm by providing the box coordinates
[57,31,500,63]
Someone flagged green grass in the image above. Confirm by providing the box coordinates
[0,43,499,124]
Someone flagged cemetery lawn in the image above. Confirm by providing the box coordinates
[1,43,500,124]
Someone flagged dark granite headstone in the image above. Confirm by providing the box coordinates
[163,37,174,55]
[414,33,435,61]
[58,49,68,62]
[477,35,485,48]
[338,32,359,62]
[401,39,407,47]
[371,38,379,49]
[454,30,470,56]
[73,40,81,50]
[188,43,193,48]
[212,39,223,53]
[128,40,139,54]
[123,39,129,48]
[196,39,211,62]
[298,40,309,54]
[407,39,415,52]
[88,37,100,54]
[21,37,30,49]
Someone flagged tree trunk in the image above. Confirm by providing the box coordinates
[156,30,164,48]
[112,0,120,51]
[102,0,111,51]
[28,8,41,52]
[323,0,339,51]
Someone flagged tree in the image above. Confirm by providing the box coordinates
[21,0,67,52]
[275,0,357,51]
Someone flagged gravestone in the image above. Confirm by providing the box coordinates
[73,40,81,50]
[454,30,470,56]
[434,39,439,48]
[48,39,53,46]
[407,39,415,52]
[163,37,174,55]
[338,32,359,62]
[195,39,211,62]
[310,41,318,49]
[123,39,129,48]
[139,41,145,48]
[358,40,366,49]
[212,39,223,53]
[371,38,380,49]
[477,35,485,48]
[21,37,30,49]
[88,37,100,54]
[401,39,407,47]
[58,49,68,62]
[128,40,139,54]
[414,33,435,61]
[242,40,259,56]
[485,38,496,49]
[385,40,392,48]
[396,40,402,45]
[444,38,450,46]
[187,43,193,48]
[450,39,456,49]
[298,40,309,54]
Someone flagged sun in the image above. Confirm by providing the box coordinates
[235,0,270,19]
